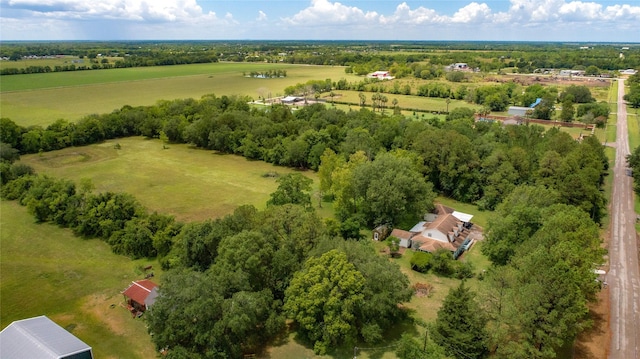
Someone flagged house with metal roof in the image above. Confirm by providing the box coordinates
[0,316,93,359]
[122,279,159,315]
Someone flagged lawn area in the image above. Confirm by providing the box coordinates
[18,137,318,222]
[332,89,483,114]
[0,63,356,127]
[0,200,158,359]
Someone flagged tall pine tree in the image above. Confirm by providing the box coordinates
[432,281,487,359]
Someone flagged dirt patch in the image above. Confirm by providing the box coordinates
[81,293,128,336]
[488,75,612,88]
[573,286,610,359]
[413,282,434,297]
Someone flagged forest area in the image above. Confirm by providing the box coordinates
[1,41,636,359]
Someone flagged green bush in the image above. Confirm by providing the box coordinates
[410,251,433,273]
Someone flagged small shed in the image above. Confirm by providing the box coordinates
[122,279,159,314]
[0,315,94,359]
[372,224,391,241]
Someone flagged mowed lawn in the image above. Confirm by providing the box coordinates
[0,200,158,359]
[19,137,318,222]
[1,63,356,127]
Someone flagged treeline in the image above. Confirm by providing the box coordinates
[623,72,640,108]
[0,90,608,221]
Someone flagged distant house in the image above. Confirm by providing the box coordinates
[620,69,638,75]
[122,279,159,314]
[383,204,475,259]
[0,316,94,359]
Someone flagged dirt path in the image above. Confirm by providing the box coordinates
[608,78,640,359]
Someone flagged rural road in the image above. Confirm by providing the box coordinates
[609,78,640,359]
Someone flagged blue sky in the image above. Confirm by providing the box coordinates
[1,0,639,42]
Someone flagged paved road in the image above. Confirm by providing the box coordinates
[609,78,640,359]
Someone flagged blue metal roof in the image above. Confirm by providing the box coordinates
[530,98,542,108]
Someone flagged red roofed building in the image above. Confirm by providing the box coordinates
[122,279,159,314]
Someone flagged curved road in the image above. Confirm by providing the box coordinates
[609,78,640,359]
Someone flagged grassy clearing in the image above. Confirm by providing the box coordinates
[0,56,84,71]
[0,200,158,359]
[332,90,482,114]
[1,63,356,127]
[18,137,317,222]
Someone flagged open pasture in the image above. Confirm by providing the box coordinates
[1,63,355,127]
[18,137,318,222]
[0,56,85,71]
[0,200,158,359]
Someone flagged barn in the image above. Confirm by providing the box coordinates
[0,315,94,359]
[122,279,159,315]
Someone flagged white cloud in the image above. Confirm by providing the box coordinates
[3,0,219,22]
[451,2,493,23]
[379,2,443,25]
[282,0,378,26]
[257,10,267,21]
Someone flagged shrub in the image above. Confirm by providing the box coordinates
[410,251,433,273]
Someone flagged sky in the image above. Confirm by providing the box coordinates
[1,0,639,42]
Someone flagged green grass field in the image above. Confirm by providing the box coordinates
[18,137,318,222]
[0,200,158,359]
[0,63,357,127]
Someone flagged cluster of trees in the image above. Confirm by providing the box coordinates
[244,69,287,78]
[1,171,179,259]
[624,72,640,108]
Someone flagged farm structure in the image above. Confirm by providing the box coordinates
[122,279,159,316]
[0,315,94,359]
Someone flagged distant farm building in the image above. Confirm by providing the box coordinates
[122,279,159,316]
[281,96,304,104]
[508,97,541,117]
[620,69,638,75]
[368,71,394,80]
[559,69,585,76]
[0,316,94,359]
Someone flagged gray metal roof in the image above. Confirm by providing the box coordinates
[0,316,93,359]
